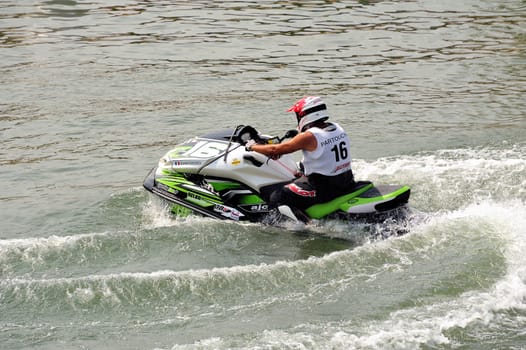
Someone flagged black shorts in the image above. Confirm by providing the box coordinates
[269,170,355,210]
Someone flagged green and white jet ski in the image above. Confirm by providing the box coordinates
[143,125,410,223]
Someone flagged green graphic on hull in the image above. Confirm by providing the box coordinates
[171,204,193,216]
[208,181,241,192]
[306,183,373,219]
[185,193,216,207]
[237,194,264,205]
[305,184,410,219]
[157,174,223,208]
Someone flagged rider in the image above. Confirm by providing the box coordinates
[246,96,356,218]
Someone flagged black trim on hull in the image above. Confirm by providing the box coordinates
[375,189,411,212]
[151,187,228,221]
[143,167,156,191]
[144,167,228,220]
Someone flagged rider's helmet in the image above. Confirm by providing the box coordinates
[287,96,329,132]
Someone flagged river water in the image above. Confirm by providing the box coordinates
[1,0,525,349]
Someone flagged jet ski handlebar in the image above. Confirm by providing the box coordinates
[236,125,298,146]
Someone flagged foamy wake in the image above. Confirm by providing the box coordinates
[163,199,526,350]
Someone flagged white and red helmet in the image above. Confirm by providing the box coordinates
[287,96,329,131]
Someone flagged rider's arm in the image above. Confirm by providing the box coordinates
[249,131,317,158]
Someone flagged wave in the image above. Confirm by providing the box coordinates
[162,199,526,349]
[354,142,526,212]
[3,198,524,315]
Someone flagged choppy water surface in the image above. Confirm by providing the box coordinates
[1,1,525,349]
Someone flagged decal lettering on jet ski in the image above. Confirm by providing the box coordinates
[186,192,213,207]
[241,204,269,213]
[186,141,228,158]
[172,160,204,167]
[214,204,243,221]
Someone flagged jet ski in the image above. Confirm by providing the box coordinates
[143,125,410,224]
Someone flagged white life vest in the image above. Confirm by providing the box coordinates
[302,122,352,176]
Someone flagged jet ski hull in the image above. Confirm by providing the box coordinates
[144,167,410,223]
[143,125,411,224]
